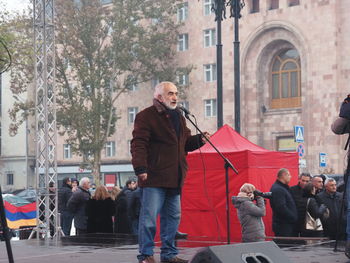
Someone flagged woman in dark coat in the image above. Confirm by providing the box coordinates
[86,186,115,233]
[301,183,328,237]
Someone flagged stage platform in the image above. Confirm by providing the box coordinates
[0,234,348,263]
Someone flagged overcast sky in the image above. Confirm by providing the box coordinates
[2,0,31,13]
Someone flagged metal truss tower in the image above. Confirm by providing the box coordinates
[32,0,58,239]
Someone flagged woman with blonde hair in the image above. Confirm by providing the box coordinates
[86,185,115,233]
[110,186,121,201]
[232,183,266,242]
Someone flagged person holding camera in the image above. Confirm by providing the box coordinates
[232,183,266,242]
[270,168,298,237]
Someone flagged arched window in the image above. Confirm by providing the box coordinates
[271,49,301,109]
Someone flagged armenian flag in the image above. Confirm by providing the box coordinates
[3,196,36,229]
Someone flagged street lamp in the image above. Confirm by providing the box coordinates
[213,0,244,132]
[230,0,245,134]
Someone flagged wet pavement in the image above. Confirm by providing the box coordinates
[0,234,349,263]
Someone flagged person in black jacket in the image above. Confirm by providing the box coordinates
[290,172,311,236]
[86,186,115,233]
[67,177,91,235]
[58,177,73,236]
[316,178,346,240]
[128,186,141,235]
[114,179,137,234]
[270,168,298,237]
[301,183,328,237]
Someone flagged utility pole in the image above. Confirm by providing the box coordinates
[212,0,244,132]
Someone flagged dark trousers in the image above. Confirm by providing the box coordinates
[76,228,87,235]
[61,211,74,236]
[273,223,297,237]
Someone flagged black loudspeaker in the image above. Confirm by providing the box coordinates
[190,241,292,263]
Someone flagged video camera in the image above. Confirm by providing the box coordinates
[253,190,272,199]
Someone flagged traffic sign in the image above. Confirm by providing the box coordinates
[299,159,307,168]
[294,125,304,143]
[319,153,327,167]
[297,143,305,158]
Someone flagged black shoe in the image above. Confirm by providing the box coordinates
[175,231,188,240]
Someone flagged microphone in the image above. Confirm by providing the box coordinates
[177,105,193,117]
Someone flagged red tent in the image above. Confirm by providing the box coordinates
[179,124,299,241]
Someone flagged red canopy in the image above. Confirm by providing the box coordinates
[179,124,299,241]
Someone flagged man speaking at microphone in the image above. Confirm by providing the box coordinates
[131,81,209,263]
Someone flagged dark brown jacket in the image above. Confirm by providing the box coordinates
[131,99,203,188]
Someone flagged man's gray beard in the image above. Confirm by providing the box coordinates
[164,102,177,110]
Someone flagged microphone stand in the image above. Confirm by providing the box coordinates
[183,112,238,244]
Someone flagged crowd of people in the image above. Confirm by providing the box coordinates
[57,177,141,236]
[232,168,346,243]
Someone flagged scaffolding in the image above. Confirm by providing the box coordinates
[31,0,59,239]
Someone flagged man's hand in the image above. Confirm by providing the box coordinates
[202,132,210,143]
[138,173,148,181]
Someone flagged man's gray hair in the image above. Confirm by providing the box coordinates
[324,178,336,186]
[153,82,176,99]
[80,177,90,187]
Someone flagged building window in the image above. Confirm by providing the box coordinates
[204,0,214,16]
[271,49,301,109]
[204,28,216,47]
[6,173,14,185]
[101,0,112,5]
[178,73,189,86]
[277,136,298,152]
[63,144,72,159]
[151,18,160,25]
[178,33,189,51]
[49,145,55,160]
[105,141,116,157]
[178,101,189,116]
[270,0,279,9]
[204,99,217,117]
[250,0,259,13]
[151,78,159,89]
[288,0,300,6]
[177,2,188,22]
[128,107,138,124]
[204,64,217,82]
